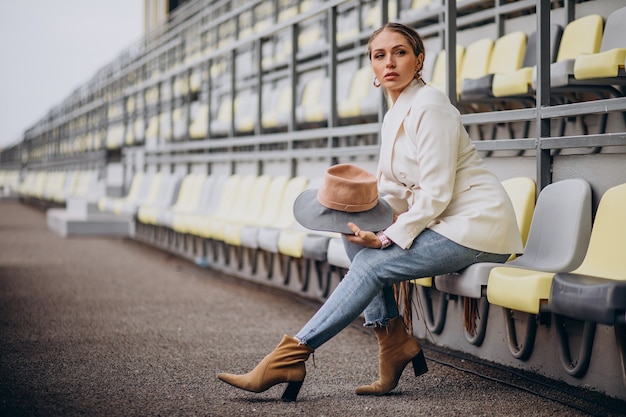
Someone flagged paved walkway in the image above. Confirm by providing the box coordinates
[0,200,621,416]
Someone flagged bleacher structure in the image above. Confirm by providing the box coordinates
[1,0,625,402]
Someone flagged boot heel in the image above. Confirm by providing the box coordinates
[412,350,428,377]
[281,380,304,402]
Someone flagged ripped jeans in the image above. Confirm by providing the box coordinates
[295,229,509,349]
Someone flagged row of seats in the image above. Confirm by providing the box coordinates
[0,170,20,195]
[98,171,333,256]
[113,64,379,146]
[112,7,626,148]
[323,175,626,376]
[17,170,101,204]
[430,7,626,103]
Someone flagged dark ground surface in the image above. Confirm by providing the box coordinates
[1,200,624,417]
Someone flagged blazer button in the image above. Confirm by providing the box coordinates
[399,172,407,178]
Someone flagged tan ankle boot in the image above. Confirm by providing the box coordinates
[355,317,428,395]
[217,334,314,401]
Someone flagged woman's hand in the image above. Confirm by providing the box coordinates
[344,222,382,248]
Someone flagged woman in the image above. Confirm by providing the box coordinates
[217,22,523,401]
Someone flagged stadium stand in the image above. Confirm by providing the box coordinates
[3,0,626,402]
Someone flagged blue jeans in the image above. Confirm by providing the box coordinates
[295,229,509,349]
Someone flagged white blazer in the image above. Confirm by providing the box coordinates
[377,80,523,255]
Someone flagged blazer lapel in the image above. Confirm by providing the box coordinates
[379,80,420,178]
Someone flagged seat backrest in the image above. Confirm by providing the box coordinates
[239,175,273,223]
[222,174,257,221]
[600,6,626,51]
[459,38,494,82]
[256,176,289,227]
[572,183,626,280]
[171,173,200,211]
[412,0,433,10]
[428,46,465,94]
[212,175,242,218]
[193,175,221,216]
[271,176,309,229]
[512,179,592,272]
[556,14,603,62]
[125,172,145,200]
[501,177,536,247]
[522,24,563,68]
[348,66,374,102]
[488,31,527,74]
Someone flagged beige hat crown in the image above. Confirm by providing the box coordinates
[293,164,393,234]
[316,164,379,213]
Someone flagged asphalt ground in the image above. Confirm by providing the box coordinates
[1,200,624,417]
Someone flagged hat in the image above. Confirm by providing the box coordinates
[293,164,393,234]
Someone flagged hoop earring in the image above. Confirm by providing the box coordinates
[373,77,381,88]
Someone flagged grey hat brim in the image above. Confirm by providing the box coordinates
[293,189,394,234]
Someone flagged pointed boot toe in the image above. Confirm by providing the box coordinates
[217,335,314,401]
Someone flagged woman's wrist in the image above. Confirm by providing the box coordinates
[376,231,392,249]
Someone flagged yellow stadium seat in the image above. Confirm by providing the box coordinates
[338,66,375,119]
[191,175,244,238]
[189,103,208,139]
[222,175,273,246]
[492,25,563,97]
[428,46,465,95]
[574,7,626,81]
[532,14,603,88]
[461,31,526,101]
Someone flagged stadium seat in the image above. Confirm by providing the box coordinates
[486,179,592,313]
[121,171,180,218]
[112,172,156,216]
[532,14,603,88]
[156,173,204,229]
[159,111,172,142]
[261,84,292,131]
[97,171,147,214]
[338,66,377,121]
[137,172,185,225]
[427,46,465,95]
[190,174,245,239]
[547,183,626,377]
[573,7,626,82]
[401,0,436,21]
[296,76,330,125]
[144,116,159,146]
[172,175,226,235]
[106,123,124,150]
[239,175,290,249]
[460,31,526,101]
[210,97,235,137]
[434,177,537,297]
[172,107,188,141]
[492,25,563,97]
[549,183,626,324]
[234,90,258,134]
[336,10,359,44]
[189,103,209,139]
[257,176,310,254]
[486,179,593,359]
[326,236,351,269]
[222,174,273,246]
[455,38,494,101]
[364,0,398,29]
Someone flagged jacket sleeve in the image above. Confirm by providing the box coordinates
[383,102,461,249]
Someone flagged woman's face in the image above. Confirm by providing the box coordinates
[370,29,423,103]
